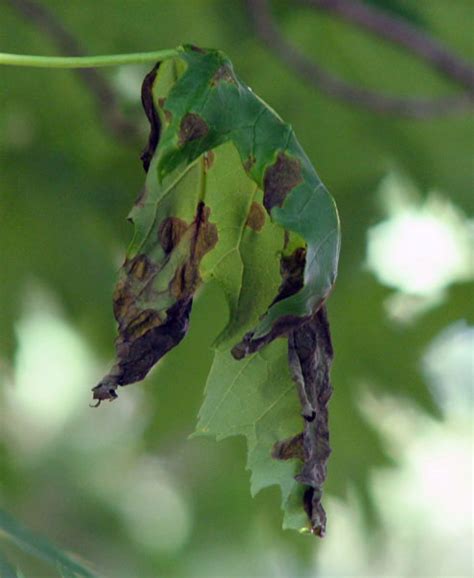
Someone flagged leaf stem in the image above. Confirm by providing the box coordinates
[0,49,180,68]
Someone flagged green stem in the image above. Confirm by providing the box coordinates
[0,49,181,68]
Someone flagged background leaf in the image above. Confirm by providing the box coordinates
[0,510,99,578]
[107,47,340,529]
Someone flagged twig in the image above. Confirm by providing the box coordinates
[4,0,143,144]
[300,0,474,92]
[247,0,474,118]
[0,50,180,68]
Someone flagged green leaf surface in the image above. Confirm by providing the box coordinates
[195,341,307,531]
[199,144,284,346]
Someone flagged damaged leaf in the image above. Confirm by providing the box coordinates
[284,307,334,536]
[153,46,341,355]
[196,308,334,535]
[94,45,340,534]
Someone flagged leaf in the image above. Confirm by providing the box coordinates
[0,509,99,578]
[94,45,340,533]
[195,340,306,528]
[154,46,340,356]
[94,44,340,402]
[196,308,334,535]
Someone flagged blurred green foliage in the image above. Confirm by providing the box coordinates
[0,508,98,577]
[0,1,472,576]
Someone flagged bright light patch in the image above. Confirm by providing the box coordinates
[366,174,472,297]
[319,389,474,577]
[113,66,148,103]
[117,458,192,553]
[7,285,98,450]
[423,321,474,414]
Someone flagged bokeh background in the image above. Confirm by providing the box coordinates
[0,1,472,576]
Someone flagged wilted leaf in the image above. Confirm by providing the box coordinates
[94,45,340,532]
[94,44,340,402]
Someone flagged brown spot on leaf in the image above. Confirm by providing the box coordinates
[112,257,163,345]
[272,433,305,461]
[169,264,188,299]
[118,297,191,385]
[188,44,206,53]
[231,244,307,359]
[179,113,209,146]
[245,201,266,231]
[129,254,151,281]
[113,278,132,321]
[263,152,302,211]
[230,247,308,359]
[193,203,219,261]
[92,298,193,402]
[276,247,306,302]
[168,203,218,299]
[211,65,236,86]
[231,313,308,360]
[93,203,218,405]
[159,217,188,254]
[243,155,256,173]
[231,245,310,359]
[124,309,163,341]
[158,97,172,122]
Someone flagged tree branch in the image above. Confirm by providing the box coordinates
[300,0,474,92]
[5,0,142,144]
[247,0,474,118]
